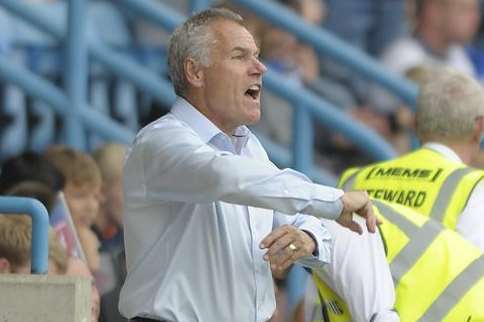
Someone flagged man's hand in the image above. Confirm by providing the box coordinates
[338,191,378,234]
[260,225,316,277]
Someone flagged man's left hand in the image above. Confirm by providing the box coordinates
[260,225,316,277]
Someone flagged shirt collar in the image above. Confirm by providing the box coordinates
[171,97,221,143]
[170,97,251,151]
[423,142,463,163]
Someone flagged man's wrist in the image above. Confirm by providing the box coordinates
[301,230,318,256]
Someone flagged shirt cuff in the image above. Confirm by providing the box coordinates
[296,220,332,269]
[306,185,344,220]
[302,196,343,220]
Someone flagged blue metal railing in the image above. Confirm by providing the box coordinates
[0,197,49,274]
[0,0,421,171]
[0,0,135,144]
[64,0,88,149]
[0,0,135,278]
[0,0,417,311]
[231,0,418,109]
[0,56,134,143]
[264,70,396,160]
[0,0,362,184]
[118,0,396,175]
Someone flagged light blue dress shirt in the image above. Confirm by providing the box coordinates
[119,98,344,322]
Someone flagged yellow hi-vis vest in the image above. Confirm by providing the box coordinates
[339,148,484,230]
[311,200,484,322]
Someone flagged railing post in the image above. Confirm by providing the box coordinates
[288,102,314,314]
[64,0,87,149]
[292,103,314,172]
[0,197,49,274]
[189,0,212,13]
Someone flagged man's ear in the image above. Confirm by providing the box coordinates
[472,116,484,143]
[184,58,204,88]
[0,257,12,273]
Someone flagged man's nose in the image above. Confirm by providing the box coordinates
[255,59,267,74]
[250,57,267,75]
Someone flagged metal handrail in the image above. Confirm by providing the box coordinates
[63,0,88,149]
[0,197,49,274]
[0,0,416,311]
[0,0,343,183]
[0,0,418,164]
[231,0,418,109]
[115,0,397,159]
[0,56,134,143]
[264,70,396,160]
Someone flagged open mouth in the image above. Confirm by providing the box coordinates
[245,84,261,100]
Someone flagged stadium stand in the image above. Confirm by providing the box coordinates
[2,1,483,322]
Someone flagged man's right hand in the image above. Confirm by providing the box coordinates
[337,191,378,234]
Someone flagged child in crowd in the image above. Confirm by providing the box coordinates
[5,181,57,213]
[67,257,101,322]
[0,214,67,275]
[0,151,65,194]
[45,145,102,273]
[93,143,129,321]
[0,213,100,321]
[93,143,126,252]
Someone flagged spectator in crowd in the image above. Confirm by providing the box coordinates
[98,248,127,322]
[325,0,408,57]
[0,151,65,194]
[372,0,480,114]
[251,0,395,173]
[47,227,68,275]
[5,181,57,213]
[321,0,408,104]
[0,215,32,274]
[119,8,383,322]
[467,5,484,83]
[0,214,67,275]
[386,0,479,75]
[45,146,102,273]
[252,0,359,157]
[256,20,304,145]
[92,143,126,252]
[93,143,128,322]
[340,68,484,251]
[0,151,87,260]
[67,257,101,322]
